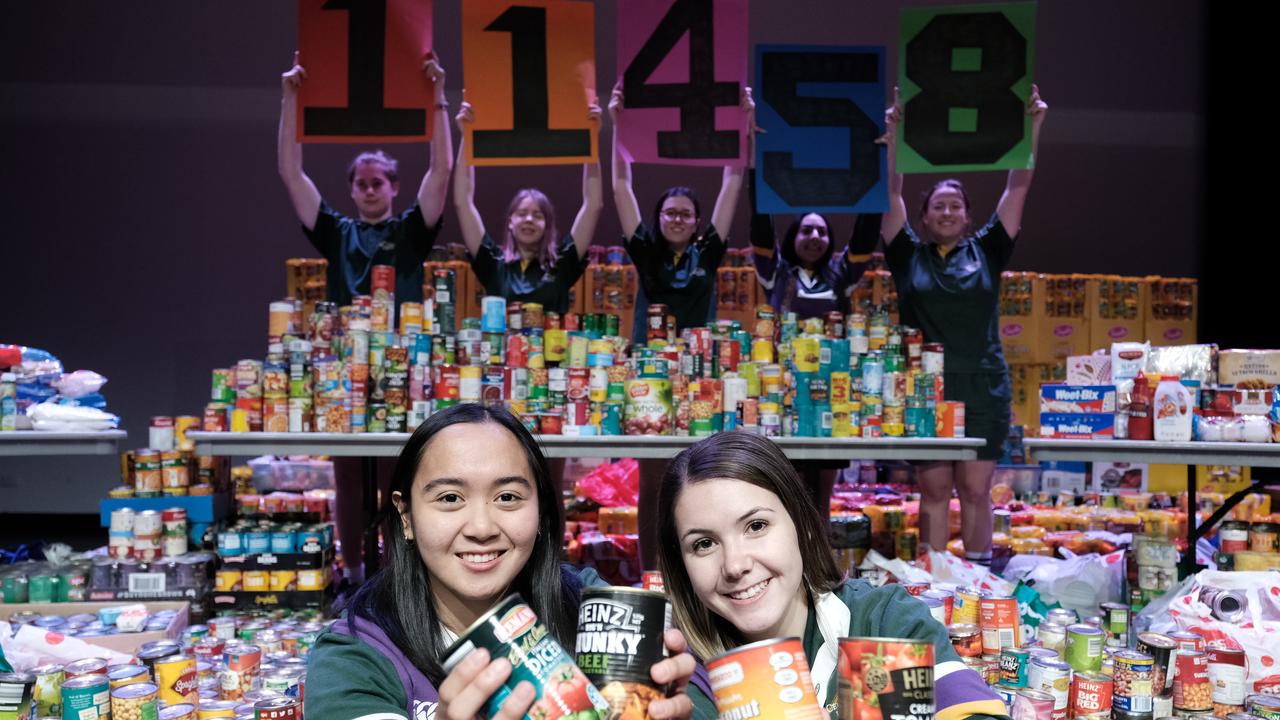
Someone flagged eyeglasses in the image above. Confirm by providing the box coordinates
[661,209,696,222]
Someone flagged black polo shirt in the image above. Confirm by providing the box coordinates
[624,223,726,335]
[467,233,588,315]
[303,201,441,307]
[884,214,1015,374]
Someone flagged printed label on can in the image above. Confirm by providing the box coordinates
[444,594,609,720]
[709,637,824,720]
[576,589,670,718]
[837,637,935,720]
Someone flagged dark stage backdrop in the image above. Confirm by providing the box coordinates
[1,1,1213,512]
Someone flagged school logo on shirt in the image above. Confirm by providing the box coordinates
[414,700,437,720]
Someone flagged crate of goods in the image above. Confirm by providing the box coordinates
[1087,275,1147,349]
[1145,276,1197,345]
[1039,273,1091,360]
[999,271,1043,364]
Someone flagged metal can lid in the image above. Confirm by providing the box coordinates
[111,681,158,699]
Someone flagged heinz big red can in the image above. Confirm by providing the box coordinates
[443,593,610,720]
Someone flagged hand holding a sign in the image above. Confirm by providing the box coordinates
[278,51,322,230]
[996,84,1048,236]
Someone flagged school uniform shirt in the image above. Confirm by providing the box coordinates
[303,565,718,720]
[624,223,727,338]
[467,233,590,315]
[748,171,878,319]
[304,201,442,308]
[802,580,1011,720]
[884,215,1016,460]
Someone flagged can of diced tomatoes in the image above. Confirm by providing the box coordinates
[837,636,935,720]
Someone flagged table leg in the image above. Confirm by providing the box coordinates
[1180,464,1199,579]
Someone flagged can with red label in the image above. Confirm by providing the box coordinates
[979,597,1020,655]
[1168,630,1204,653]
[641,571,664,592]
[1207,643,1247,711]
[1173,650,1211,711]
[837,637,935,720]
[254,696,301,720]
[1069,671,1113,719]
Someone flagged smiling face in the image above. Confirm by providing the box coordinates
[792,213,831,267]
[391,421,540,633]
[350,162,399,223]
[507,195,548,252]
[920,186,970,243]
[659,195,699,248]
[673,478,809,643]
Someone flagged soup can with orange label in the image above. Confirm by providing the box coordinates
[707,637,825,720]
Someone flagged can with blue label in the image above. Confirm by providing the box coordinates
[270,529,296,554]
[481,296,507,333]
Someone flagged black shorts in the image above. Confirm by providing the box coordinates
[944,371,1012,461]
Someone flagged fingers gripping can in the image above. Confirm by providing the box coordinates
[707,637,824,720]
[837,637,935,720]
[575,587,670,718]
[444,593,610,720]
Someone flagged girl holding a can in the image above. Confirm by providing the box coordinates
[453,96,604,315]
[657,432,1011,720]
[305,404,713,720]
[879,86,1049,564]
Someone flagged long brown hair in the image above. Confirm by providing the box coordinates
[502,188,559,269]
[656,432,843,660]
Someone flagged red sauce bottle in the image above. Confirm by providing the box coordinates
[1128,372,1154,441]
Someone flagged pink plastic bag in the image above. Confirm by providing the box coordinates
[574,458,639,507]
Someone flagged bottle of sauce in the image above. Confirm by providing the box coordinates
[1128,372,1154,440]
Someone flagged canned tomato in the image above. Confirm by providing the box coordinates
[155,654,198,705]
[1136,631,1177,695]
[1112,649,1155,714]
[1066,623,1105,673]
[708,637,824,720]
[575,588,670,718]
[1173,650,1211,711]
[111,680,158,720]
[948,624,982,659]
[1207,643,1246,710]
[1070,671,1113,719]
[837,637,934,720]
[1010,688,1055,720]
[442,594,609,720]
[979,597,1019,655]
[61,674,110,720]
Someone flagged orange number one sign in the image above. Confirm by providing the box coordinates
[297,0,435,143]
[462,0,598,166]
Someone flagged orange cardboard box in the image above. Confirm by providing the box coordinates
[1145,276,1197,345]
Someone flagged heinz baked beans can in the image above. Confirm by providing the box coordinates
[1069,671,1113,719]
[575,588,669,718]
[708,637,824,720]
[836,637,934,720]
[443,593,609,720]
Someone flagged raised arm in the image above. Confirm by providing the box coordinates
[417,57,453,228]
[277,51,322,230]
[451,92,486,256]
[879,86,907,243]
[569,100,605,260]
[708,87,754,236]
[996,84,1048,235]
[609,84,643,238]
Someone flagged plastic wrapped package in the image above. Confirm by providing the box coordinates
[1146,343,1218,386]
[52,369,108,398]
[24,401,119,431]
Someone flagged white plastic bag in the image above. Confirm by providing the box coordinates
[0,621,133,671]
[927,550,1015,595]
[1138,570,1280,695]
[1002,549,1127,617]
[25,401,119,431]
[52,370,108,398]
